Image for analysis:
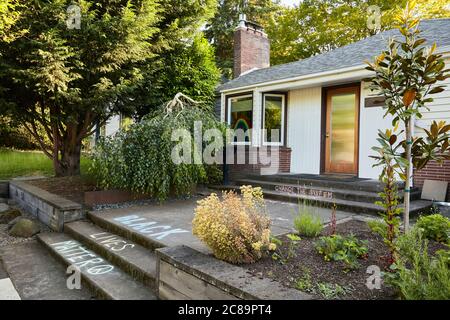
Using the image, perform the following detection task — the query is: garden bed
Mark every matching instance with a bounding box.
[27,176,97,206]
[247,219,447,300]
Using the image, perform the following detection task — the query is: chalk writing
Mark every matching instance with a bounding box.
[51,240,114,275]
[113,215,189,240]
[90,232,135,252]
[274,185,334,200]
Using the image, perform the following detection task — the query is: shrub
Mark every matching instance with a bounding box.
[192,186,275,264]
[389,227,450,300]
[315,234,368,269]
[367,219,388,239]
[416,214,450,244]
[90,94,226,201]
[293,203,323,237]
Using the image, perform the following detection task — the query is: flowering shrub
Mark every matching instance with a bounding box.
[192,186,275,264]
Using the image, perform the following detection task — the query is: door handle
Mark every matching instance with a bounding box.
[326,132,330,138]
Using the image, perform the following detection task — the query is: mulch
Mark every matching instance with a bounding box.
[247,219,447,300]
[27,176,98,205]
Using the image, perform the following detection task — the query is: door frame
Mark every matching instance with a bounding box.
[320,83,361,176]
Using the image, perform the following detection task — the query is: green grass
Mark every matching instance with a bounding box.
[0,148,91,180]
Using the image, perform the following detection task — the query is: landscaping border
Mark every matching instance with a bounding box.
[156,245,312,300]
[9,180,84,231]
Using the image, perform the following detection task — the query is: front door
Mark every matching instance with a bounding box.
[324,86,360,175]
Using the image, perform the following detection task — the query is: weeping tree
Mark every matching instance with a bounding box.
[367,2,450,231]
[90,93,226,201]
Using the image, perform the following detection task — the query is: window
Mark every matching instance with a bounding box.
[228,95,253,144]
[263,94,285,145]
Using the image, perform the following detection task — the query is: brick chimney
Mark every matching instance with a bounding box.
[233,14,270,78]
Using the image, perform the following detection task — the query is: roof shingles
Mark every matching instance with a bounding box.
[219,19,450,92]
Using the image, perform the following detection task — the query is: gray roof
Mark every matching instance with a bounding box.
[219,18,450,92]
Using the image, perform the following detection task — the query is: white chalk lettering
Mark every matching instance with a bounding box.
[113,215,189,241]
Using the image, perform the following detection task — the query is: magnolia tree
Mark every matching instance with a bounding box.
[366,2,450,231]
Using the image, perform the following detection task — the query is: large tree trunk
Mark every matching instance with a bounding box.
[53,125,83,177]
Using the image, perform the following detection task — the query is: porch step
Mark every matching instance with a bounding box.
[37,232,157,300]
[65,221,158,289]
[238,174,402,193]
[234,178,422,203]
[210,184,432,216]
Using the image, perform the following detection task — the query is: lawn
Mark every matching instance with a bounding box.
[0,148,91,180]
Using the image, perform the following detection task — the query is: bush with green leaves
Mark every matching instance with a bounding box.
[315,234,368,270]
[388,227,450,300]
[293,203,323,237]
[90,94,226,201]
[416,214,450,244]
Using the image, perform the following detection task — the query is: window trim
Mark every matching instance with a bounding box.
[262,93,286,146]
[227,94,254,146]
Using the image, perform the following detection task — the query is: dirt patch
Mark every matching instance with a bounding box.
[28,176,98,205]
[248,220,447,300]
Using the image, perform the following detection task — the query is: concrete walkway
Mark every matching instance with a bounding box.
[90,197,354,253]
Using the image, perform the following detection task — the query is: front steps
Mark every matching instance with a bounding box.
[37,219,160,300]
[211,174,432,216]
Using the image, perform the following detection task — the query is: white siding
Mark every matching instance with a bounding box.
[105,114,121,136]
[287,87,322,174]
[358,82,395,179]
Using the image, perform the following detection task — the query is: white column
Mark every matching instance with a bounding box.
[252,88,262,147]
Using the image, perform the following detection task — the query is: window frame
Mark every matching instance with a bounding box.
[262,93,286,146]
[227,93,254,146]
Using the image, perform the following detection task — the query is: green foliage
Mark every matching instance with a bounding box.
[295,268,315,293]
[205,0,279,77]
[416,214,450,244]
[371,151,403,265]
[267,0,407,65]
[135,35,220,117]
[90,94,226,201]
[293,205,323,238]
[368,219,388,239]
[367,4,450,229]
[315,234,368,270]
[271,234,301,264]
[0,0,218,176]
[317,282,349,299]
[389,227,450,300]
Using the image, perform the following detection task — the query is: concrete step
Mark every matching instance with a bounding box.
[37,232,157,300]
[210,185,432,216]
[65,221,158,289]
[239,174,406,193]
[87,211,168,252]
[234,178,421,203]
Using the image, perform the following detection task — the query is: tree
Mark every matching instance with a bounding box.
[134,34,221,118]
[266,0,408,65]
[416,0,450,18]
[0,0,217,176]
[205,0,279,78]
[0,0,21,42]
[366,2,450,231]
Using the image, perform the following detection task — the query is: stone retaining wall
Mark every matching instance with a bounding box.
[156,245,311,300]
[9,180,84,231]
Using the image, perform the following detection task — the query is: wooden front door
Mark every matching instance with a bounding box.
[324,86,360,175]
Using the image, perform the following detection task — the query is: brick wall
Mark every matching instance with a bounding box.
[414,160,450,201]
[233,23,270,78]
[227,146,292,182]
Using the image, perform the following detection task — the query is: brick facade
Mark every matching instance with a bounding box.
[233,22,270,78]
[227,146,292,181]
[414,160,450,201]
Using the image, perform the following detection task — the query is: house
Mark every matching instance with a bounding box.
[218,15,450,199]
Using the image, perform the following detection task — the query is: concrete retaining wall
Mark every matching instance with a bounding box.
[9,180,85,231]
[156,245,312,300]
